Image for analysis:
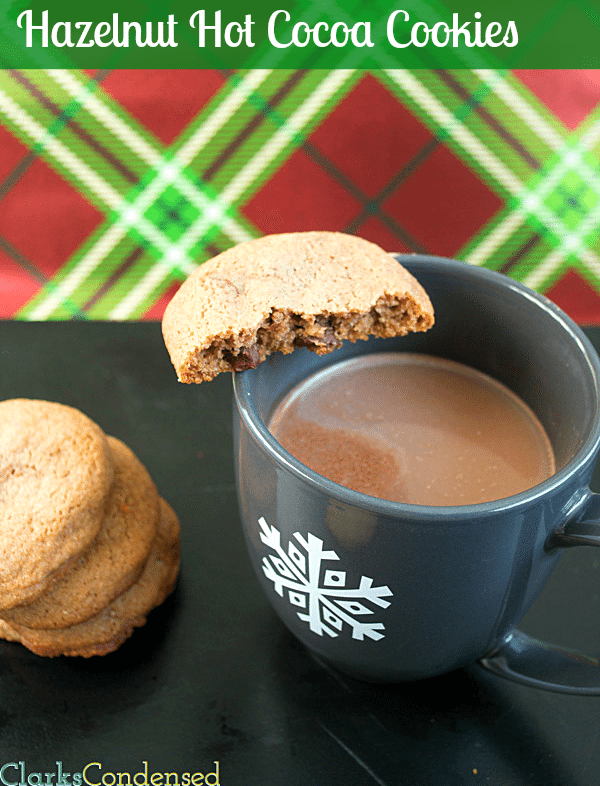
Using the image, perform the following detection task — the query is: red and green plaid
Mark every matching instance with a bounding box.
[1,68,600,322]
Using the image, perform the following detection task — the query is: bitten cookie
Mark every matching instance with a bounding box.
[1,436,160,630]
[0,498,180,658]
[162,231,434,383]
[0,399,114,609]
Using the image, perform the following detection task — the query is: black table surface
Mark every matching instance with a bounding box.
[1,320,600,786]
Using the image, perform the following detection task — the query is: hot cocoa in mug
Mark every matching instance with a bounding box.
[268,352,555,507]
[233,256,600,693]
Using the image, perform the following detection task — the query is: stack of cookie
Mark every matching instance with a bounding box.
[0,399,180,657]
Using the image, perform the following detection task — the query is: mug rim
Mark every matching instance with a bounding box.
[233,255,600,523]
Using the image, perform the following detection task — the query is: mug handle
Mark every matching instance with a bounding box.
[478,491,600,695]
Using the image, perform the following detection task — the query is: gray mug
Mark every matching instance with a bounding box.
[233,255,600,694]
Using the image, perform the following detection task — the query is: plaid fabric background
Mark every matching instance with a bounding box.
[1,68,600,323]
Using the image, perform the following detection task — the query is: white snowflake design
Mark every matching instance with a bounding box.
[258,517,393,641]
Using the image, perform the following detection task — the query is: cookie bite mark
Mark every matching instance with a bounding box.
[176,294,431,384]
[162,232,434,384]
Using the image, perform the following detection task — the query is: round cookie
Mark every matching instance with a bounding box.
[0,399,114,609]
[0,498,180,657]
[1,436,160,630]
[162,231,434,383]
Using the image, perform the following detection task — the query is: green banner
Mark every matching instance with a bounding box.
[1,0,600,69]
